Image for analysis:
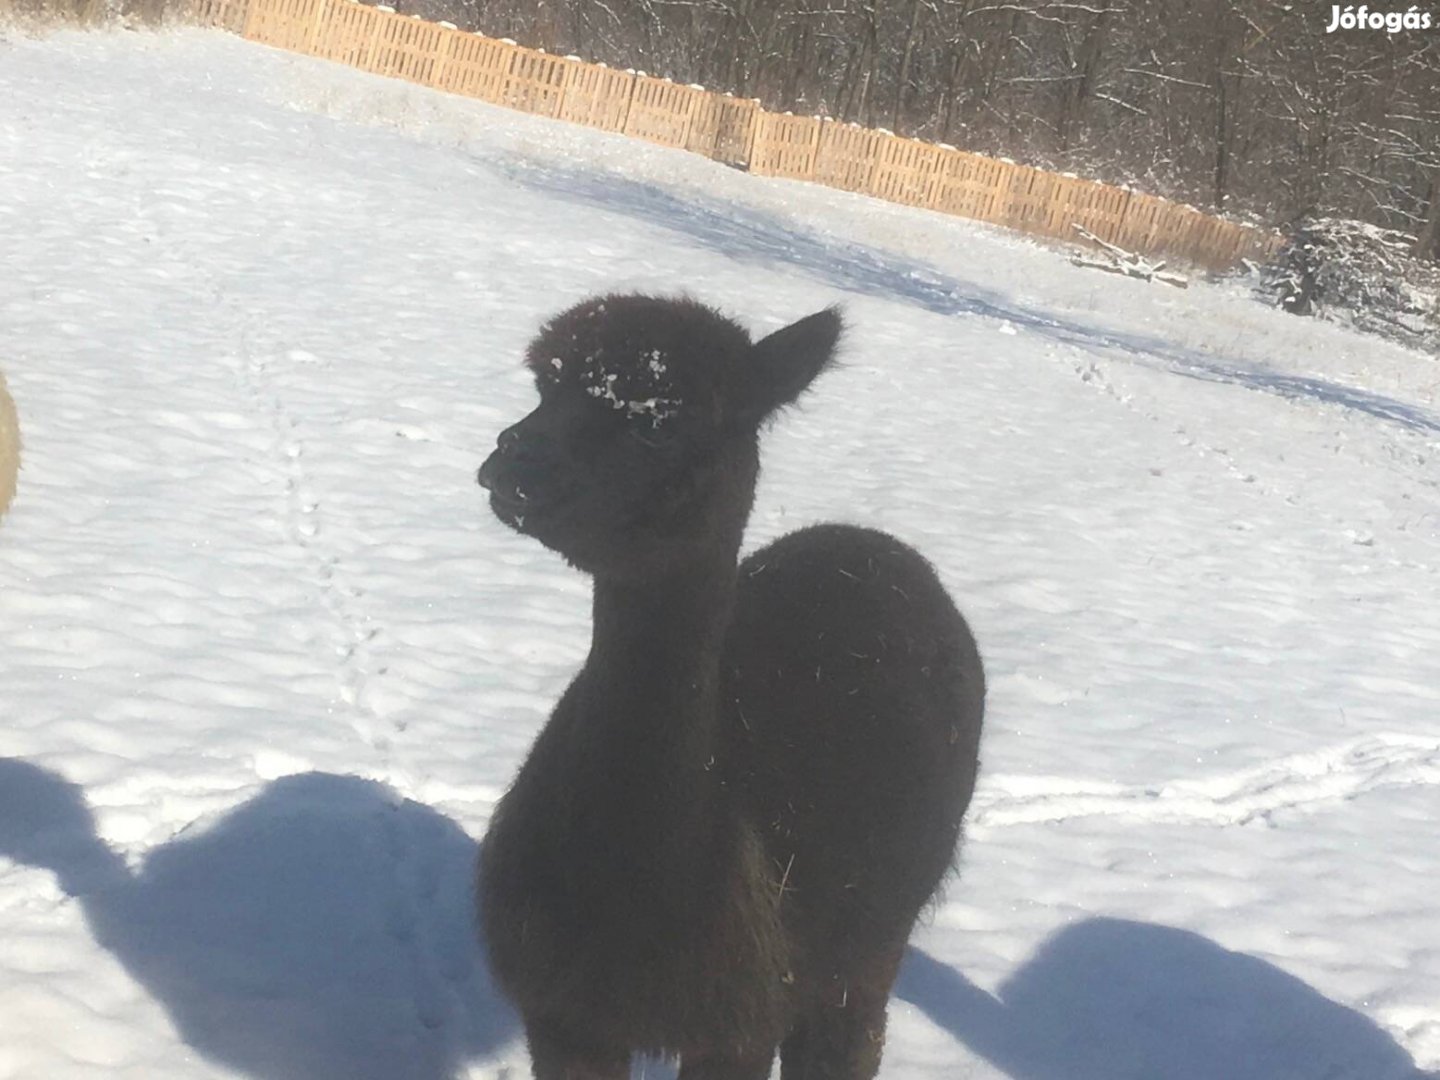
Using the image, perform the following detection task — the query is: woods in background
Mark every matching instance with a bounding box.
[407,0,1438,254]
[6,0,1433,255]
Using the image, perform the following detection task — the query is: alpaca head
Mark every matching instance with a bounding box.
[478,294,842,576]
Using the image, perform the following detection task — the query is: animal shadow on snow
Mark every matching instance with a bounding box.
[4,756,1432,1080]
[0,757,519,1080]
[496,159,1440,437]
[899,916,1433,1080]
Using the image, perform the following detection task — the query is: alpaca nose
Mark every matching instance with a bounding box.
[476,452,503,492]
[477,420,555,495]
[476,448,531,498]
[496,425,524,456]
[494,421,553,463]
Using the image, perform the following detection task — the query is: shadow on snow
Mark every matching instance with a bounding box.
[897,918,1430,1080]
[0,756,1428,1079]
[494,158,1440,438]
[0,757,517,1080]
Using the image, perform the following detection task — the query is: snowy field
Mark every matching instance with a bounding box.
[1,26,1439,1080]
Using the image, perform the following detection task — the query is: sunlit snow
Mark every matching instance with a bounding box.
[0,26,1437,1080]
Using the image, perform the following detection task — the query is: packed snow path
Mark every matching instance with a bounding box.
[1,27,1438,1080]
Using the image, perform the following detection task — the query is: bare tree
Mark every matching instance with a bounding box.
[407,0,1436,257]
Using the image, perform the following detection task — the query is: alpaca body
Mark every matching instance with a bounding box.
[728,525,984,999]
[477,295,984,1079]
[481,525,982,1075]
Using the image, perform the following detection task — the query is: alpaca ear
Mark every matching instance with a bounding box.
[739,307,844,425]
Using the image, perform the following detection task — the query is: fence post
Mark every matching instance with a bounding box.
[863,132,883,198]
[429,23,457,91]
[813,118,831,183]
[556,58,580,124]
[621,75,645,139]
[499,43,521,109]
[239,0,261,41]
[1111,187,1134,249]
[739,101,759,170]
[304,0,332,54]
[1113,187,1143,253]
[749,111,769,176]
[618,73,640,138]
[362,7,386,74]
[678,88,701,152]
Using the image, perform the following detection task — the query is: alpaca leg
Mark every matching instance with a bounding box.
[778,946,904,1080]
[676,1047,775,1080]
[526,1021,629,1080]
[778,997,886,1080]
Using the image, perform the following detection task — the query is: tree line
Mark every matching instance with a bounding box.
[416,0,1439,258]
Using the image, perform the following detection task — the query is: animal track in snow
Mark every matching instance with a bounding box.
[971,734,1440,830]
[199,290,476,1056]
[214,296,396,753]
[1046,344,1438,549]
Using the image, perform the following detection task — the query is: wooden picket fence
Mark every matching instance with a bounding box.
[191,0,1280,271]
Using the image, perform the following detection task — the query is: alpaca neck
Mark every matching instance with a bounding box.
[570,547,739,884]
[589,555,736,698]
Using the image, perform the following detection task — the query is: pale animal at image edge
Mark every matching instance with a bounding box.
[0,369,20,520]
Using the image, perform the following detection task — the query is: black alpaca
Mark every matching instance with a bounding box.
[476,294,985,1079]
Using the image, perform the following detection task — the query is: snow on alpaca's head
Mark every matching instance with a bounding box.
[523,294,843,437]
[525,295,742,432]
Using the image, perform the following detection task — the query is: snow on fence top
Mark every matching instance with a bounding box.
[189,0,1281,271]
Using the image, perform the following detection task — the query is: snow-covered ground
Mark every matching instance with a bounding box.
[1,26,1438,1080]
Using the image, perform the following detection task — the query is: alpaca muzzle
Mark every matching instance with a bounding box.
[476,450,533,508]
[477,419,566,526]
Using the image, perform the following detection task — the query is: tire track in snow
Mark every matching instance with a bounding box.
[970,733,1440,829]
